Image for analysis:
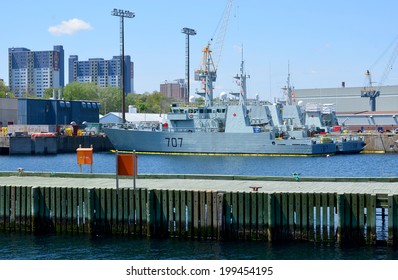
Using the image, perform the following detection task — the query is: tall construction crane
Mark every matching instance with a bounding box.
[361,36,398,111]
[195,0,233,106]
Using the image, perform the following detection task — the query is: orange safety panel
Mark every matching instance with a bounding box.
[117,154,138,176]
[76,148,93,165]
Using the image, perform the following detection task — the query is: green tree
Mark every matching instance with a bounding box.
[0,81,13,98]
[130,91,172,114]
[30,82,174,116]
[192,97,205,106]
[43,87,64,99]
[98,87,121,115]
[63,82,99,101]
[132,94,148,113]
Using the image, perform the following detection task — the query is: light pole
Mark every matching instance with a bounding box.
[181,27,196,104]
[112,8,135,123]
[104,98,108,115]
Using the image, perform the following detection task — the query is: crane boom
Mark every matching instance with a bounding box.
[211,0,233,71]
[194,0,233,107]
[361,36,398,111]
[377,38,398,91]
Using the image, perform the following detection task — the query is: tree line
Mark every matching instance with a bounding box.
[1,81,208,114]
[0,81,176,115]
[44,82,174,115]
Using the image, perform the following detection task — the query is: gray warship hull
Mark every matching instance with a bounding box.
[104,45,364,156]
[104,128,337,155]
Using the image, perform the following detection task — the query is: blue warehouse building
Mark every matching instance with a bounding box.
[17,99,100,125]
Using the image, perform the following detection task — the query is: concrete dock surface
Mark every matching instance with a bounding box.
[1,173,398,194]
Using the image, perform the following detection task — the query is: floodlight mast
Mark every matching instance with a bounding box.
[182,27,196,104]
[112,9,135,123]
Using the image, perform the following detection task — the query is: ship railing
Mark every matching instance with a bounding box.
[172,99,272,108]
[162,127,219,133]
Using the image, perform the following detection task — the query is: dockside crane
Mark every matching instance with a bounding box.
[360,70,380,111]
[195,0,233,107]
[361,36,398,111]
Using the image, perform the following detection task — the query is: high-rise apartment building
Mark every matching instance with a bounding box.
[8,46,64,98]
[68,55,134,94]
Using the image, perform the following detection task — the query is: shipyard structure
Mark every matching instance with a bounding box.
[294,85,398,132]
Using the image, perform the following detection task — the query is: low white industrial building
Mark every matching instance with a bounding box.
[293,85,398,113]
[294,85,398,131]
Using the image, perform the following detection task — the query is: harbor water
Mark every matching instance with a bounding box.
[1,152,398,177]
[1,233,398,260]
[0,153,398,260]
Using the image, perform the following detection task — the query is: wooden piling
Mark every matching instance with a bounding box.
[388,194,398,246]
[351,193,361,244]
[173,190,181,237]
[180,190,187,237]
[238,192,245,240]
[251,192,258,240]
[321,193,328,242]
[161,189,169,237]
[206,191,214,239]
[274,193,281,240]
[366,194,377,244]
[267,193,275,242]
[86,188,95,234]
[186,190,193,238]
[257,192,267,241]
[216,192,224,240]
[336,193,345,244]
[294,192,301,240]
[301,193,308,241]
[359,194,366,242]
[288,193,295,240]
[31,187,40,233]
[0,186,5,232]
[308,193,314,242]
[281,193,288,240]
[167,190,174,237]
[193,191,200,238]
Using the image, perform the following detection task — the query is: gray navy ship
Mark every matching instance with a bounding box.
[104,46,365,156]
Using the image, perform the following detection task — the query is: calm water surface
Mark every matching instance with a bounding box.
[0,233,397,260]
[0,152,397,177]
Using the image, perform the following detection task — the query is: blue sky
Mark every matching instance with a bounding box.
[1,0,398,102]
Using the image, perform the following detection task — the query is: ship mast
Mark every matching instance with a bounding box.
[195,44,216,107]
[232,47,248,107]
[282,62,293,105]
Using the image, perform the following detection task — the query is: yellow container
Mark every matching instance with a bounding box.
[320,137,332,143]
[65,127,73,136]
[1,127,8,136]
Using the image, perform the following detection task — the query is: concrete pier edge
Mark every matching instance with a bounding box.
[0,171,397,182]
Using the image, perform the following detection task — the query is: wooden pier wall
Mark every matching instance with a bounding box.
[0,185,397,245]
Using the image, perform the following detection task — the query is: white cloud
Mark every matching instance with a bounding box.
[48,18,92,36]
